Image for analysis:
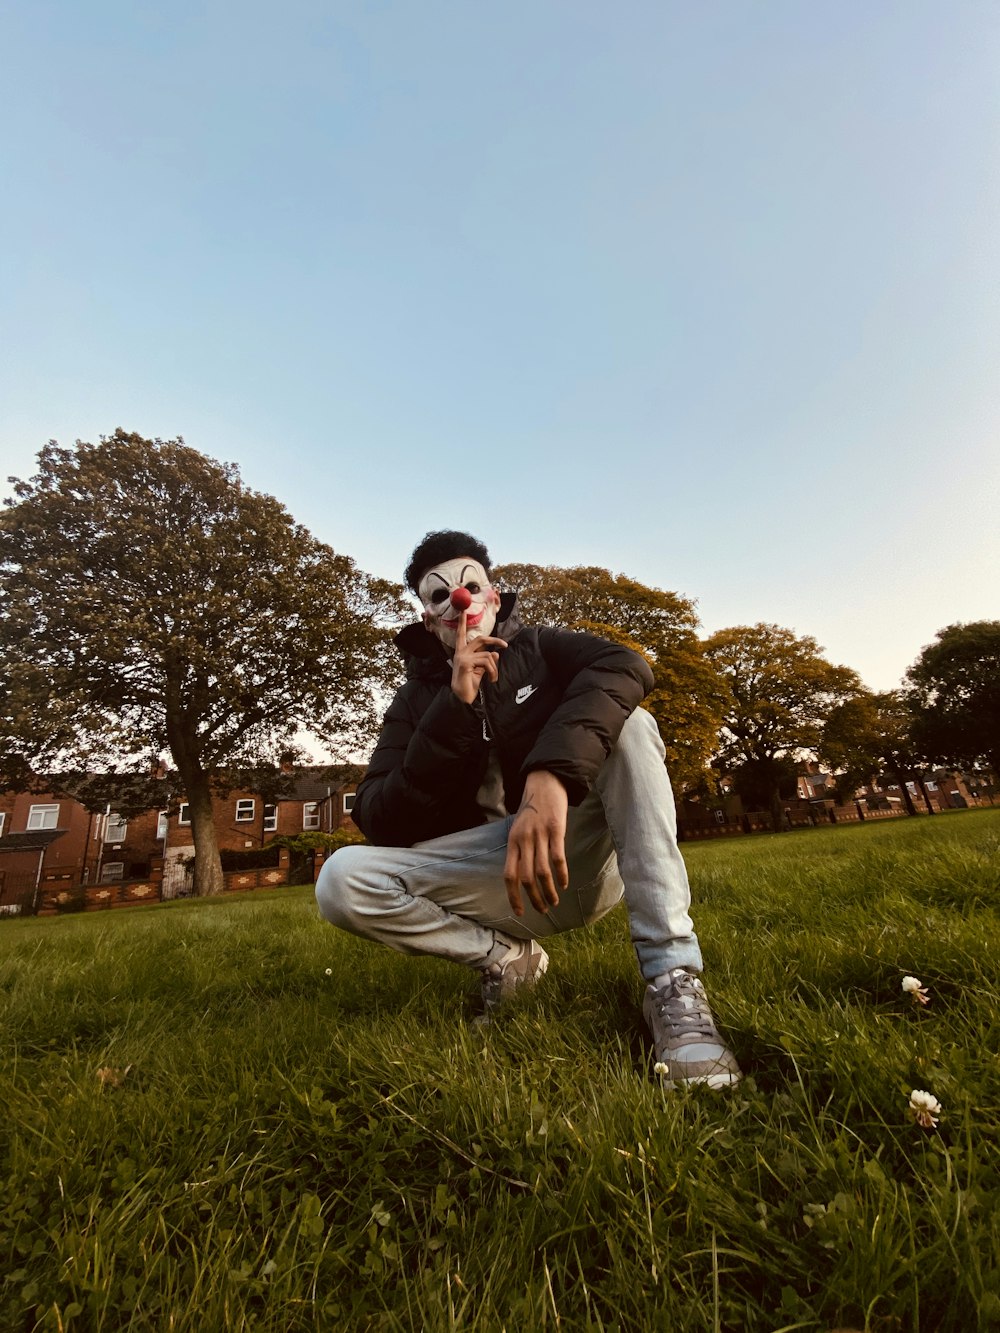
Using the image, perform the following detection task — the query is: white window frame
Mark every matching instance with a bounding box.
[28,804,60,831]
[342,793,355,813]
[101,862,125,883]
[235,799,255,823]
[178,803,191,826]
[105,813,128,843]
[263,803,277,833]
[156,810,169,840]
[303,801,320,830]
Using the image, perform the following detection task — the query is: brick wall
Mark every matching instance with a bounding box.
[163,784,359,853]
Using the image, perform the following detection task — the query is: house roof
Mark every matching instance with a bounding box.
[279,766,364,803]
[4,763,366,811]
[0,829,66,854]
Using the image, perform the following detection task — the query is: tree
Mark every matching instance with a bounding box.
[906,621,1000,780]
[703,623,862,829]
[820,690,928,816]
[493,563,728,793]
[0,431,406,895]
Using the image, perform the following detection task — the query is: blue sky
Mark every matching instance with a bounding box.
[2,0,998,692]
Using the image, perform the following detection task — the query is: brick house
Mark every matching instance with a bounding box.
[161,765,361,851]
[0,789,159,911]
[796,762,837,801]
[158,766,362,895]
[871,769,995,813]
[0,765,363,909]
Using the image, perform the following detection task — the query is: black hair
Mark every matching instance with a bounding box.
[404,530,492,594]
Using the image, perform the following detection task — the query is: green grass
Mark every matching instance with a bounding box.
[2,810,999,1332]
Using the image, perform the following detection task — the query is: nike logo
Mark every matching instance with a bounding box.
[515,684,538,704]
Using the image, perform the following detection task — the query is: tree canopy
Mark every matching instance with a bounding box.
[906,621,1000,780]
[820,689,926,815]
[704,623,861,825]
[0,431,406,894]
[493,563,727,793]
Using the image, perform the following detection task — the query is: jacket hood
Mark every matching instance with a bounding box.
[395,591,522,677]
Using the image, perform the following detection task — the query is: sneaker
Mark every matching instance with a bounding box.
[643,968,742,1089]
[479,939,549,1020]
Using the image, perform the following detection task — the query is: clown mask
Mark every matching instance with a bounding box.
[418,557,500,652]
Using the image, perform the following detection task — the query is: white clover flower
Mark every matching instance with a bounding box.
[324,967,333,976]
[653,1062,669,1076]
[901,975,930,1005]
[908,1088,942,1129]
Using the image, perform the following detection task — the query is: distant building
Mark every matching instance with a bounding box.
[796,762,837,801]
[0,765,362,910]
[159,766,361,897]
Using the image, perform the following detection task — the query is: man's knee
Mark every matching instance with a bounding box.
[315,844,374,929]
[615,706,666,763]
[593,705,677,821]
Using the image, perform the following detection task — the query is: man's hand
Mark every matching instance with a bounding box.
[450,610,508,704]
[504,770,569,916]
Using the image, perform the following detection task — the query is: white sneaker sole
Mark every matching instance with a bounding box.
[658,1069,743,1090]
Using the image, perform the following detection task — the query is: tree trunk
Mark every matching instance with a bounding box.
[889,764,918,817]
[186,776,225,896]
[165,698,225,896]
[769,786,785,834]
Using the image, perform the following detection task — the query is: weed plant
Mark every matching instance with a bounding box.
[2,810,999,1331]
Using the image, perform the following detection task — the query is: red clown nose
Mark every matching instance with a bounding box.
[450,586,473,611]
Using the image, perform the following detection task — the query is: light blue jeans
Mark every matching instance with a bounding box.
[315,707,702,980]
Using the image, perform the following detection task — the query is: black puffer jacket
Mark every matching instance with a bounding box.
[352,593,654,847]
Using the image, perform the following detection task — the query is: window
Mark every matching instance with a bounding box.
[105,813,128,843]
[236,799,255,823]
[178,803,191,825]
[27,804,59,831]
[156,811,168,839]
[101,862,125,883]
[263,804,277,833]
[303,802,320,830]
[343,793,355,813]
[0,813,5,838]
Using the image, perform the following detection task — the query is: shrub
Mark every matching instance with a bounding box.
[219,846,281,872]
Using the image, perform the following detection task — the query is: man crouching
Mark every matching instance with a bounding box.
[316,529,740,1088]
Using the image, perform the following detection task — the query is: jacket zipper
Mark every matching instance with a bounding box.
[478,685,493,742]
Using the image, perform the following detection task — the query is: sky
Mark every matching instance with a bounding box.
[2,0,998,693]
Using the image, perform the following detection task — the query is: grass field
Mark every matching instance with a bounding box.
[2,810,999,1332]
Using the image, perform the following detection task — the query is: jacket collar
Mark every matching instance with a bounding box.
[395,591,522,674]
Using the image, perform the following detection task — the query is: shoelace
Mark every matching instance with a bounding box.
[651,977,719,1040]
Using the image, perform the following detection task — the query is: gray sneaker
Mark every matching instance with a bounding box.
[643,968,742,1089]
[479,939,549,1019]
